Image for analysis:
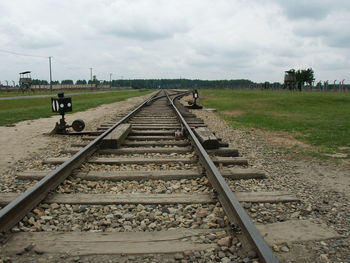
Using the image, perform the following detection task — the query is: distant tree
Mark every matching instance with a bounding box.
[52,80,60,84]
[88,79,99,85]
[263,82,270,89]
[295,70,303,91]
[61,79,74,85]
[304,68,315,87]
[32,79,48,85]
[76,79,87,85]
[294,68,315,91]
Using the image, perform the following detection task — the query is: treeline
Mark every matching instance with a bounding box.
[32,79,86,85]
[113,79,255,89]
[32,79,254,89]
[28,78,348,91]
[32,79,59,85]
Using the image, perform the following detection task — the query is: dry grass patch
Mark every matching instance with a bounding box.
[252,129,312,149]
[220,110,246,117]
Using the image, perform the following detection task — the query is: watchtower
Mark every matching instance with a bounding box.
[284,70,296,91]
[19,71,33,92]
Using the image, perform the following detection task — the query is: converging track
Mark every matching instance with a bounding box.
[0,90,283,262]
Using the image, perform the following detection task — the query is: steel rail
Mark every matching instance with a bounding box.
[0,91,161,233]
[166,91,278,263]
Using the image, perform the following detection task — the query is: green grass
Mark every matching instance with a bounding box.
[0,90,152,126]
[199,90,350,153]
[0,89,108,97]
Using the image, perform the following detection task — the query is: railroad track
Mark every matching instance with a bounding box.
[0,90,302,262]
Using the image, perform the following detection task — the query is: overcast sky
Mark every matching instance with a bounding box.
[0,0,349,84]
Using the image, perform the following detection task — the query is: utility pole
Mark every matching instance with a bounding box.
[90,68,92,88]
[89,68,93,88]
[49,56,53,91]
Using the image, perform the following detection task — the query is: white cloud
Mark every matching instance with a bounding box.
[0,0,349,83]
[93,1,190,41]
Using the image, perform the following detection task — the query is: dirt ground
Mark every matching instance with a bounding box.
[251,128,350,195]
[0,93,152,174]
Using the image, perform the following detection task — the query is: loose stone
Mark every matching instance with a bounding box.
[217,236,232,247]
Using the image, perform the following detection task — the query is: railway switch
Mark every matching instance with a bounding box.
[50,92,85,134]
[193,89,198,100]
[51,92,72,114]
[187,89,203,109]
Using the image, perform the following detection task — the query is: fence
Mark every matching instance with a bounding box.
[0,84,133,92]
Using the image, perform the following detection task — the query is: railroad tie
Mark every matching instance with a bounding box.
[42,156,249,165]
[0,191,299,206]
[17,168,266,181]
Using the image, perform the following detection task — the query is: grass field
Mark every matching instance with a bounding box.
[199,90,350,155]
[0,90,152,126]
[0,89,107,97]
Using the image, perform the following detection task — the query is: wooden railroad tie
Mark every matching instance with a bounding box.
[61,147,239,156]
[193,127,220,149]
[42,156,248,165]
[100,123,132,149]
[0,191,299,206]
[17,167,266,181]
[1,229,220,255]
[2,221,340,255]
